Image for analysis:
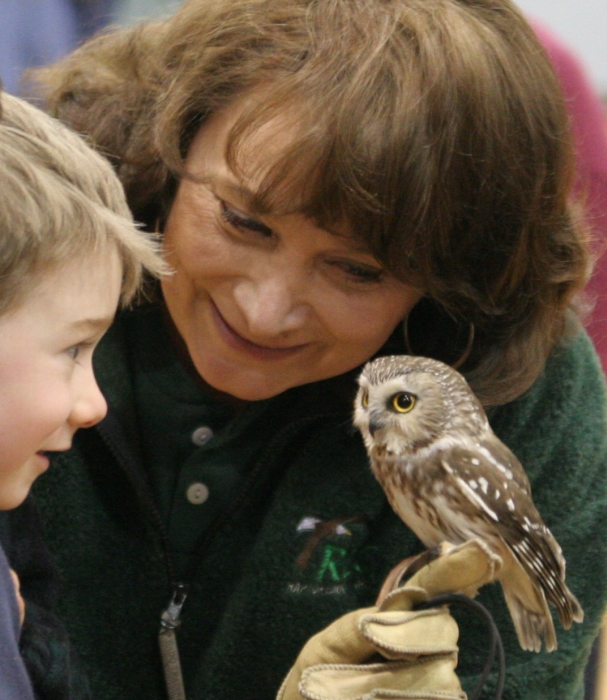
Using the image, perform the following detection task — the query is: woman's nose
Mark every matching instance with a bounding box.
[69,369,108,430]
[233,274,308,337]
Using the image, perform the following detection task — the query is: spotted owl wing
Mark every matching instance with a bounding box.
[435,436,537,530]
[435,440,578,625]
[475,434,532,496]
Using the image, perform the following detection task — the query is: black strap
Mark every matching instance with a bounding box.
[414,593,505,700]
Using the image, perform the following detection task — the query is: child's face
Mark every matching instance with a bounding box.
[0,249,123,509]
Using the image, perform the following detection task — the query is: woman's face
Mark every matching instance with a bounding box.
[161,97,421,401]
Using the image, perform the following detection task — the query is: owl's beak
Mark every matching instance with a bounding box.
[368,413,385,437]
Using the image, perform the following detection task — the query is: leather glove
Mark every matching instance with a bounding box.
[277,539,501,700]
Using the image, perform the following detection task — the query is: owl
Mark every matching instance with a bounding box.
[353,354,583,652]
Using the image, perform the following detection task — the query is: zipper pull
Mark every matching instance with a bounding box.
[160,583,189,632]
[159,584,189,700]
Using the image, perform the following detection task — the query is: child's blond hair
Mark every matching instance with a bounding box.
[0,93,163,316]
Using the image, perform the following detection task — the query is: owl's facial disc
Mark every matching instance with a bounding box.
[353,381,376,447]
[355,371,448,452]
[364,391,418,436]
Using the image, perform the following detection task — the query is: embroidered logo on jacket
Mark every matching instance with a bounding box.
[286,516,369,595]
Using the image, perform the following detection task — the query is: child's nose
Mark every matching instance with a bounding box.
[69,372,108,429]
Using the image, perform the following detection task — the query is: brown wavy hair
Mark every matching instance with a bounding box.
[31,0,588,405]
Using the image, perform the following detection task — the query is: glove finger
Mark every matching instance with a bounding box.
[299,655,465,700]
[359,608,459,660]
[277,607,381,699]
[302,608,378,666]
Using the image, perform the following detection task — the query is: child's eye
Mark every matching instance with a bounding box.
[65,341,95,361]
[219,200,273,238]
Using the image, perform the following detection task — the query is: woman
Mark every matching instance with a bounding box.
[14,0,607,698]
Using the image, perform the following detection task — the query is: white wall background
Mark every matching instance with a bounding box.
[113,0,182,26]
[111,1,607,96]
[113,0,607,95]
[515,0,607,95]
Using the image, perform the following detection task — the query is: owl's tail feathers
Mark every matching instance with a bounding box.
[534,527,584,629]
[501,549,584,652]
[503,581,583,652]
[552,582,584,630]
[502,580,557,653]
[500,548,559,651]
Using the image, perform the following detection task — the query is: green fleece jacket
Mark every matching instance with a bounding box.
[20,315,607,700]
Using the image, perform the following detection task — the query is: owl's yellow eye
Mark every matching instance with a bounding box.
[391,392,416,413]
[361,391,369,407]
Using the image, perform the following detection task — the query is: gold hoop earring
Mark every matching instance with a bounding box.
[403,312,475,370]
[451,322,474,370]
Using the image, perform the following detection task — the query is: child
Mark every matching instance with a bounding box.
[0,92,163,698]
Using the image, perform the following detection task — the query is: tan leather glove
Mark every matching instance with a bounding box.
[277,539,501,700]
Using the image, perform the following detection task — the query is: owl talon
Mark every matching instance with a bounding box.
[376,548,442,604]
[378,539,500,610]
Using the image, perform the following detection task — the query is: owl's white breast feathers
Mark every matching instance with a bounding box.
[375,434,464,461]
[389,488,444,547]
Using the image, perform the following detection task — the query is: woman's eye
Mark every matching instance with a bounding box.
[219,200,273,238]
[329,259,383,284]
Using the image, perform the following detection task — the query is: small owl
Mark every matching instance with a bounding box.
[354,354,583,652]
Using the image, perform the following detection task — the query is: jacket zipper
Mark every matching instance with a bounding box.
[158,583,189,700]
[95,420,191,699]
[95,408,348,694]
